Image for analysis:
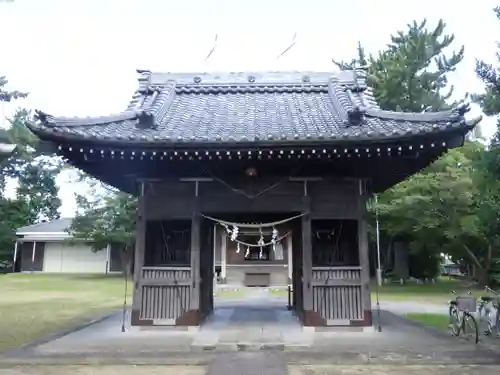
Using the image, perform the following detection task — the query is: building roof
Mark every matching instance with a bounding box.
[28,70,479,149]
[16,218,73,234]
[0,129,16,158]
[0,143,16,155]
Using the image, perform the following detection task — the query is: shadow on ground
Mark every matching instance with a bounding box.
[1,288,500,366]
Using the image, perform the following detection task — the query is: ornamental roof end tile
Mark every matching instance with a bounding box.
[29,70,480,147]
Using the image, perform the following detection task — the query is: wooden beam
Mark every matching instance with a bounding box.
[140,278,192,287]
[221,232,227,283]
[289,177,323,181]
[132,181,146,322]
[189,182,201,311]
[286,234,293,284]
[179,177,214,182]
[301,181,313,310]
[357,179,372,325]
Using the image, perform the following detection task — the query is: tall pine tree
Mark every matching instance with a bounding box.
[335,19,465,112]
[474,7,500,146]
[335,19,472,279]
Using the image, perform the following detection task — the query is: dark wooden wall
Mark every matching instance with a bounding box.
[20,242,45,272]
[133,177,371,327]
[143,178,361,220]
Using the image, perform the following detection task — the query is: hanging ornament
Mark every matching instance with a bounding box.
[271,227,278,244]
[230,225,239,242]
[245,247,250,258]
[259,247,264,259]
[236,242,241,253]
[271,227,278,253]
[257,228,265,247]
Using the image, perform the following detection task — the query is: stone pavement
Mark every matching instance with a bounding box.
[2,289,500,374]
[376,300,449,315]
[2,364,500,375]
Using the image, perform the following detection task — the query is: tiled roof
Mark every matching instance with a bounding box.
[17,218,73,234]
[0,143,16,154]
[28,70,479,147]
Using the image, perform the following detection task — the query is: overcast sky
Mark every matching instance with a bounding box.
[0,0,498,217]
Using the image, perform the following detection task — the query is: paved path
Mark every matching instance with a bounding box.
[2,289,500,374]
[3,364,500,375]
[376,300,448,315]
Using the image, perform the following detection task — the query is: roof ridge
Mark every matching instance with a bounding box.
[142,70,359,87]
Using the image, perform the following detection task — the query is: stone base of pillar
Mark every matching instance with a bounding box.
[130,309,202,327]
[302,309,373,327]
[350,310,373,327]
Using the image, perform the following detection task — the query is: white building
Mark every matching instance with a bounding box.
[14,218,290,285]
[14,218,123,273]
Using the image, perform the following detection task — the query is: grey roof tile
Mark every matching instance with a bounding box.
[28,70,479,147]
[17,218,73,234]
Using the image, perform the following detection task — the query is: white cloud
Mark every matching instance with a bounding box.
[0,0,498,217]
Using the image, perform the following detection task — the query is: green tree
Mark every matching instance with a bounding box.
[474,7,500,142]
[0,198,32,268]
[68,173,137,275]
[470,6,500,284]
[0,76,27,103]
[335,19,465,111]
[373,142,490,281]
[16,159,61,221]
[336,19,474,279]
[0,77,62,268]
[0,109,42,191]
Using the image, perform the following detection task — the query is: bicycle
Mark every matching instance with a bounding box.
[448,291,479,344]
[477,286,500,337]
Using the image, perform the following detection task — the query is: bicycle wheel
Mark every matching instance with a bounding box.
[486,315,494,336]
[479,305,493,335]
[495,307,500,337]
[449,305,460,336]
[462,312,479,344]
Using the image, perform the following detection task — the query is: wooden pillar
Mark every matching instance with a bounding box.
[220,232,227,283]
[105,244,111,274]
[286,234,293,284]
[301,181,323,326]
[12,241,18,273]
[357,180,372,326]
[190,197,201,312]
[301,210,315,324]
[31,241,36,272]
[213,224,217,290]
[131,181,146,326]
[175,180,202,326]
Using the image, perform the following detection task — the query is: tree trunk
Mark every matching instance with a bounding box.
[386,240,393,270]
[463,243,490,284]
[475,267,490,286]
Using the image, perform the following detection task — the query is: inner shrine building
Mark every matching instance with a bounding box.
[28,70,480,327]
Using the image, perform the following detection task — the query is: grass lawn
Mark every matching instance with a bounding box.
[373,278,491,304]
[257,278,484,304]
[269,288,289,297]
[0,273,132,353]
[263,278,492,305]
[405,313,450,331]
[214,288,248,298]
